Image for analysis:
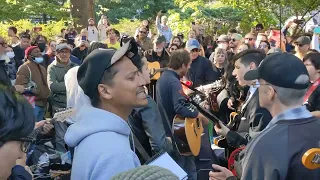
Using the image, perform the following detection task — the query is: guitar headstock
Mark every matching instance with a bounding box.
[302,148,320,169]
[53,108,76,123]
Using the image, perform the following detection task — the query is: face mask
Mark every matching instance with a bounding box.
[6,52,15,59]
[218,43,228,50]
[33,57,44,64]
[38,43,46,52]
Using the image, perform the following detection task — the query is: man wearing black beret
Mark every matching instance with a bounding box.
[65,39,148,180]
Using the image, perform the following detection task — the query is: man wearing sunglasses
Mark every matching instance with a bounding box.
[244,33,256,48]
[294,36,311,60]
[135,26,153,52]
[229,33,242,53]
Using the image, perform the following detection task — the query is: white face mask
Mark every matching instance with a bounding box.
[6,52,15,59]
[218,43,228,50]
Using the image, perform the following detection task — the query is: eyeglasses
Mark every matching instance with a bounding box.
[139,31,147,34]
[295,43,304,47]
[259,45,268,49]
[245,38,254,41]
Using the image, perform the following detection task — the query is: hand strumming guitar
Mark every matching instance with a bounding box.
[214,121,230,137]
[209,164,234,180]
[35,120,54,135]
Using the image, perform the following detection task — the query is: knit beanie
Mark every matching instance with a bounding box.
[111,165,179,180]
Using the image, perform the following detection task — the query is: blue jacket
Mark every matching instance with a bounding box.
[64,105,140,180]
[9,165,32,180]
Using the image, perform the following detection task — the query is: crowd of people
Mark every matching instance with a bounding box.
[0,11,320,180]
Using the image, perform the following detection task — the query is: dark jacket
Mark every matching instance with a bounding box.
[144,49,170,68]
[306,85,320,112]
[0,61,12,86]
[187,56,218,87]
[129,95,173,161]
[241,115,320,180]
[47,59,77,108]
[12,45,25,68]
[226,89,272,148]
[9,165,32,180]
[156,70,199,136]
[71,47,88,63]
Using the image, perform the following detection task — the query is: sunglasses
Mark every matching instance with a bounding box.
[245,38,254,41]
[259,44,268,49]
[295,43,304,47]
[139,31,147,34]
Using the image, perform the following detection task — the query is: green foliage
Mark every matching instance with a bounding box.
[0,19,67,41]
[0,0,69,22]
[111,19,141,36]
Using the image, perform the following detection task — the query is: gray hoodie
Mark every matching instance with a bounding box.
[64,105,140,180]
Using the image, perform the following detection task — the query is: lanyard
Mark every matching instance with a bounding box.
[304,78,320,103]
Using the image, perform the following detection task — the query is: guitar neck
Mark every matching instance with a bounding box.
[33,117,57,136]
[189,99,221,125]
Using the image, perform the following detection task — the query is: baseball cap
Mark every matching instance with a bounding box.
[217,35,229,42]
[56,43,72,51]
[77,38,139,99]
[244,52,309,89]
[186,39,200,51]
[231,33,242,41]
[294,36,311,45]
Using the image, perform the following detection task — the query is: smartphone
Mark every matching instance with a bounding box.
[161,10,167,14]
[314,26,320,34]
[81,36,86,41]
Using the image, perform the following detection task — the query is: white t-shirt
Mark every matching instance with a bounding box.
[87,26,99,42]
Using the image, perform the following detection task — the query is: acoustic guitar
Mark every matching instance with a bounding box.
[302,148,320,169]
[147,61,167,80]
[173,101,204,156]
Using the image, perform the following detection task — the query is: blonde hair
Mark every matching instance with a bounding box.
[210,47,228,69]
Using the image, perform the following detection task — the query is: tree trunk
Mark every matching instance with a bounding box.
[70,0,94,32]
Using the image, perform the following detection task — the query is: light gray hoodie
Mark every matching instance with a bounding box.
[64,105,140,180]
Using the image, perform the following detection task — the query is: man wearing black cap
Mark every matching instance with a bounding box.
[209,53,320,180]
[64,40,148,180]
[294,36,311,60]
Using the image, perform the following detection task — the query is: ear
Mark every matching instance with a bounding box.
[267,86,276,100]
[97,84,113,100]
[249,62,257,70]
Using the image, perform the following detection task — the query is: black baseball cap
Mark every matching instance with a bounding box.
[244,52,309,89]
[77,38,140,99]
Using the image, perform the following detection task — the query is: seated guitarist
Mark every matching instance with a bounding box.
[214,49,272,149]
[156,49,207,180]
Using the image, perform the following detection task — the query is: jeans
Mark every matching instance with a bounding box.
[173,154,197,180]
[52,106,68,153]
[34,106,45,122]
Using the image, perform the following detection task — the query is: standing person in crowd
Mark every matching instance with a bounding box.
[229,33,242,53]
[156,11,173,46]
[65,41,147,179]
[210,53,320,180]
[170,36,183,49]
[134,20,152,39]
[144,35,170,68]
[0,85,35,180]
[4,46,18,84]
[135,26,153,52]
[209,48,228,79]
[7,26,19,45]
[87,18,99,42]
[294,36,311,60]
[105,27,120,49]
[15,46,50,121]
[185,38,217,87]
[64,26,77,48]
[47,42,78,152]
[72,38,88,63]
[216,35,230,50]
[13,32,31,68]
[33,35,48,55]
[168,43,179,54]
[237,42,251,54]
[244,33,256,48]
[303,52,320,113]
[258,40,271,54]
[42,40,57,69]
[98,15,110,42]
[0,37,16,87]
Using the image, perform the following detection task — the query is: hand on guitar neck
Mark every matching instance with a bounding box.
[214,120,230,137]
[35,120,54,135]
